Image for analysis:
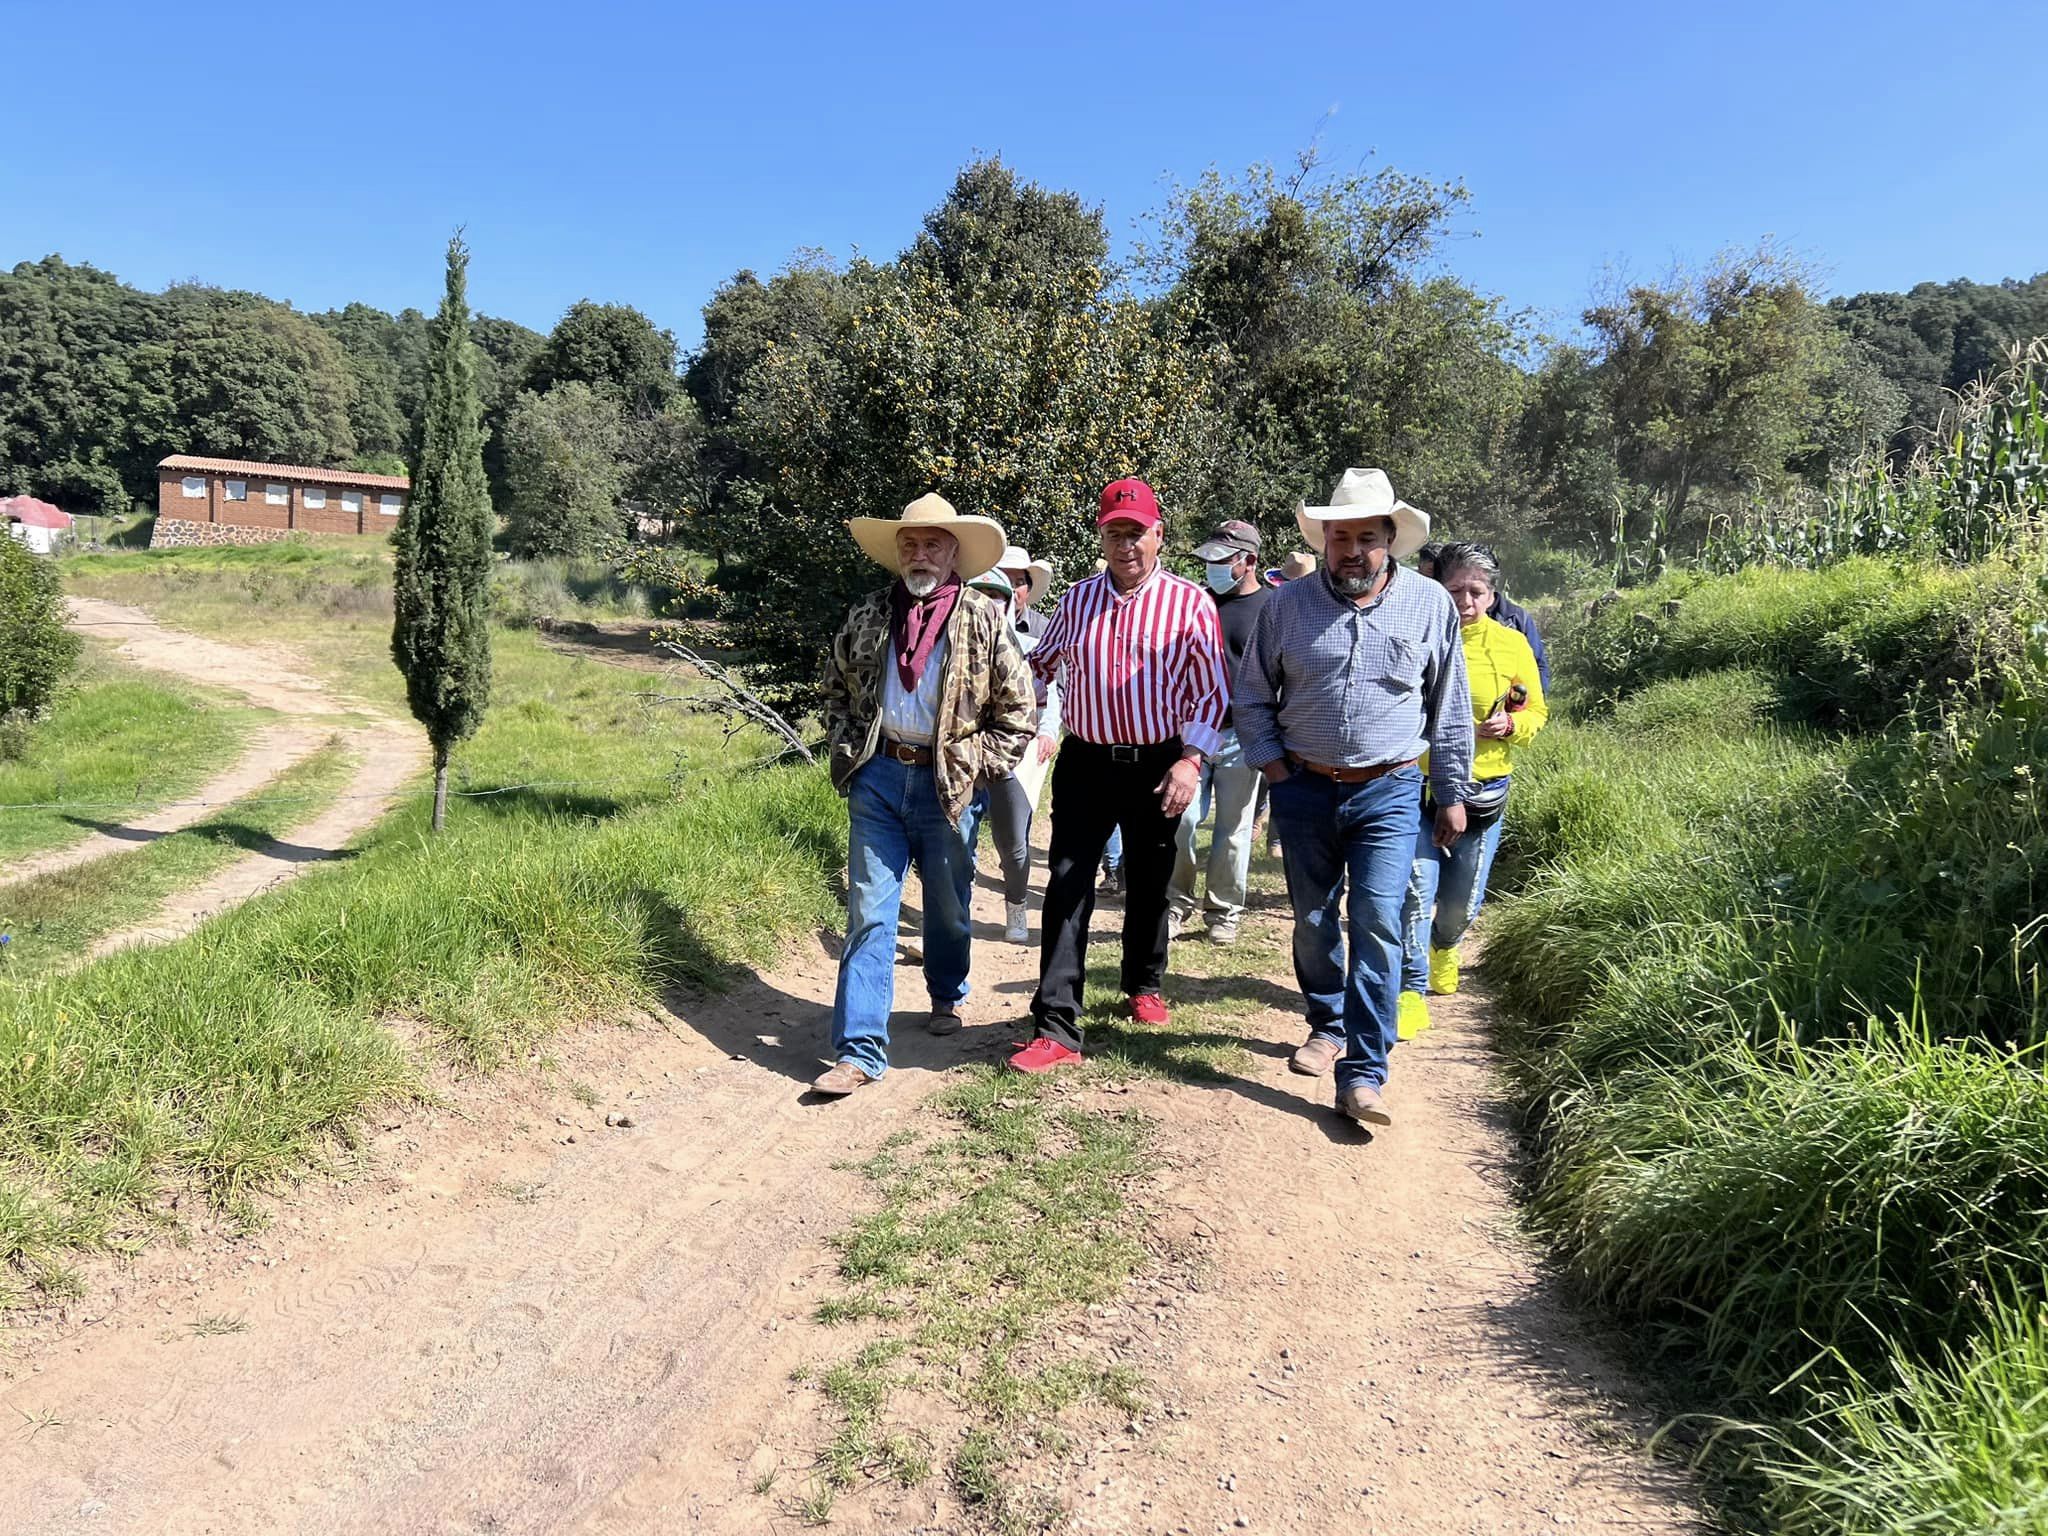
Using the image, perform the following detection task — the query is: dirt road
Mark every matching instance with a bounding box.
[0,854,1697,1535]
[49,597,428,954]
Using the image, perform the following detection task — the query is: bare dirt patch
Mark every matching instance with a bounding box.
[1,854,1699,1535]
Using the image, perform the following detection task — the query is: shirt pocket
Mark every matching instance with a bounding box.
[1354,628,1425,695]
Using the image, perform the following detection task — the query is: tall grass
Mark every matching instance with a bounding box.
[1491,555,2048,1527]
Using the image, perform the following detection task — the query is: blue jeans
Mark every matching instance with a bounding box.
[1401,800,1506,994]
[832,754,984,1077]
[1270,765,1422,1094]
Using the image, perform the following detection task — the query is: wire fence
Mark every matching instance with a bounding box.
[0,777,671,818]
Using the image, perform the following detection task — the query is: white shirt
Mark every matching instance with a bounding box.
[880,632,949,746]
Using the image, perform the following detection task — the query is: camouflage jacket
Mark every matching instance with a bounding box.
[822,585,1036,822]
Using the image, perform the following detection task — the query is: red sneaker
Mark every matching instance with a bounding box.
[1129,993,1171,1026]
[1008,1037,1082,1074]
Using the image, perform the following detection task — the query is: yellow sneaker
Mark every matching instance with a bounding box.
[1397,989,1431,1041]
[1428,945,1461,996]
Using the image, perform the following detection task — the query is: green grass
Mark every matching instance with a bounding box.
[0,740,354,974]
[799,1070,1150,1531]
[785,852,1297,1528]
[0,651,258,865]
[1488,547,2048,1528]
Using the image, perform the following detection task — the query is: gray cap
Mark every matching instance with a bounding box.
[1192,519,1261,561]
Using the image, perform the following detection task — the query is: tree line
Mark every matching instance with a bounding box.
[3,154,2043,702]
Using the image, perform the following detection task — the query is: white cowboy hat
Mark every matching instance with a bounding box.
[996,544,1052,608]
[848,492,1007,580]
[1295,467,1428,560]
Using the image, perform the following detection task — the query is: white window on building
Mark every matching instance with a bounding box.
[266,483,289,505]
[304,488,326,509]
[379,494,403,517]
[341,491,363,514]
[225,479,247,501]
[181,476,206,499]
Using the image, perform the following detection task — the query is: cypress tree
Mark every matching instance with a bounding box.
[392,235,494,832]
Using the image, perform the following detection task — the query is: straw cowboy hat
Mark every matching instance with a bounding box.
[996,544,1053,608]
[848,493,1007,580]
[1295,468,1429,560]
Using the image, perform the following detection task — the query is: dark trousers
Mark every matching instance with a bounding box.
[1031,737,1183,1049]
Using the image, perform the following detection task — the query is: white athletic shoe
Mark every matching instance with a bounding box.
[1004,902,1030,944]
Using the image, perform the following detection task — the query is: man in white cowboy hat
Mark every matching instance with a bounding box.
[812,492,1038,1098]
[997,543,1055,640]
[1235,467,1473,1127]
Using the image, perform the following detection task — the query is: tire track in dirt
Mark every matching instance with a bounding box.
[0,855,1699,1534]
[54,597,429,955]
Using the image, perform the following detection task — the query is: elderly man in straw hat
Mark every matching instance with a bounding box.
[1235,468,1473,1127]
[811,493,1038,1098]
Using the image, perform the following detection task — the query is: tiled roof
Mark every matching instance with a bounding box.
[157,455,411,491]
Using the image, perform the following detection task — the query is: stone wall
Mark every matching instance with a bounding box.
[149,517,293,550]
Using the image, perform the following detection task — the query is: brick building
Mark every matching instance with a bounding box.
[154,455,409,543]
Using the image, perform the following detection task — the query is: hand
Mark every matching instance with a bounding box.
[1476,710,1515,741]
[1035,734,1057,764]
[1156,757,1201,818]
[1432,800,1467,851]
[1260,760,1293,785]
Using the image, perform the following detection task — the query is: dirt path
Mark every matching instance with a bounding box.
[0,723,327,887]
[54,597,429,955]
[0,856,1698,1535]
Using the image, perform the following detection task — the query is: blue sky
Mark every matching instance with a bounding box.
[5,0,2041,348]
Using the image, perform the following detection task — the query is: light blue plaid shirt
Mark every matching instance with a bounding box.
[1234,564,1474,803]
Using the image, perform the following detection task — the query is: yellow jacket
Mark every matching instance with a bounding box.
[1462,614,1547,781]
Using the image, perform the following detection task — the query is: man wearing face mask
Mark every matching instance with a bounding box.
[1166,519,1272,945]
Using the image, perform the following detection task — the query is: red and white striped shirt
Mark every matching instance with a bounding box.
[1032,564,1228,757]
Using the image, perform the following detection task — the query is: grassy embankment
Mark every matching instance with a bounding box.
[0,650,257,866]
[1,539,844,1305]
[1486,554,2048,1530]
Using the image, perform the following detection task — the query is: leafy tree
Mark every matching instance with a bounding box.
[0,533,81,742]
[623,396,709,539]
[161,285,358,468]
[1146,153,1527,541]
[688,159,1221,707]
[525,301,677,415]
[1829,273,2048,454]
[1583,248,1856,529]
[392,237,494,833]
[500,382,628,558]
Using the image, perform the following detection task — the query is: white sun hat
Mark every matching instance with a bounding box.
[996,543,1053,608]
[1295,468,1429,560]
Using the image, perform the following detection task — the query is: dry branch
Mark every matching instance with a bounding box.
[649,639,817,766]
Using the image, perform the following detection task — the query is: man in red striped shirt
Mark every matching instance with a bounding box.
[1009,478,1230,1074]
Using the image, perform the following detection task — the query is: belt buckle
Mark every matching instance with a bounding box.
[887,740,916,764]
[1109,744,1140,764]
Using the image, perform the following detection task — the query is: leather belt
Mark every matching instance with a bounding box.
[1080,739,1180,764]
[879,737,934,766]
[1289,754,1417,785]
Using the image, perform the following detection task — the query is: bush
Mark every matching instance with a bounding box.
[0,537,81,738]
[1554,556,2041,724]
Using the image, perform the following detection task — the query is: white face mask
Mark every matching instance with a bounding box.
[1205,561,1239,594]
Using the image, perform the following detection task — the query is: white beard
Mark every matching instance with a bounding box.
[904,572,940,598]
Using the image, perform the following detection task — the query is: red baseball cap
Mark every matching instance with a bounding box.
[1097,477,1161,529]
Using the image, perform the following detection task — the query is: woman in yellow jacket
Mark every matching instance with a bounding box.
[1398,543,1547,1038]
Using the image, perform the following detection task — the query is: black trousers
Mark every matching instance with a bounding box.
[1031,737,1183,1049]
